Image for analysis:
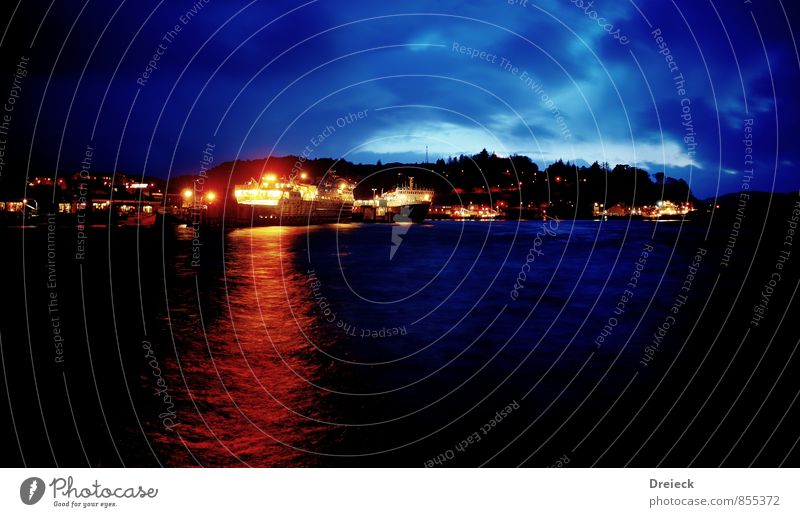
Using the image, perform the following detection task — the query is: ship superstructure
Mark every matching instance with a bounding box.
[232,173,354,225]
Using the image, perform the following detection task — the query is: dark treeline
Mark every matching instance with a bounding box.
[196,148,694,218]
[3,149,694,219]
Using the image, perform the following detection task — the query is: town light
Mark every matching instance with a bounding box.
[183,189,193,199]
[264,173,277,182]
[206,192,216,202]
[299,172,308,180]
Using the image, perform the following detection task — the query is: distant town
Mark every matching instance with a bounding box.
[0,149,698,225]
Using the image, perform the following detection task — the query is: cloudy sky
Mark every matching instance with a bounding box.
[2,0,799,197]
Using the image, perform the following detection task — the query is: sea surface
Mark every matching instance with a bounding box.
[2,217,798,467]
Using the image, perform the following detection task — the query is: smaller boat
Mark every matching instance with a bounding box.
[117,210,156,228]
[353,177,434,223]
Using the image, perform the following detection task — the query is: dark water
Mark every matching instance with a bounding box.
[2,214,799,466]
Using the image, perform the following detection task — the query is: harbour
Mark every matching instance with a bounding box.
[3,206,798,466]
[1,157,704,230]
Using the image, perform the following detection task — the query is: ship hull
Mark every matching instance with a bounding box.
[353,179,434,223]
[353,203,430,223]
[387,203,430,223]
[230,200,353,226]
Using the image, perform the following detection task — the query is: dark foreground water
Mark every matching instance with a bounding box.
[2,209,799,466]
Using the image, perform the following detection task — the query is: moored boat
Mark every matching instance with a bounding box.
[231,173,354,226]
[353,177,434,223]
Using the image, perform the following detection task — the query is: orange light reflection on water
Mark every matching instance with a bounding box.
[155,226,340,466]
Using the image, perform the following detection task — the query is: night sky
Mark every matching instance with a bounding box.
[1,0,798,198]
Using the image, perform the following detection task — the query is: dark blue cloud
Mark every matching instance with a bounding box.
[2,0,798,197]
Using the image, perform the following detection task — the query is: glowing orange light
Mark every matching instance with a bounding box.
[264,173,277,182]
[183,189,193,199]
[299,172,308,180]
[206,192,216,202]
